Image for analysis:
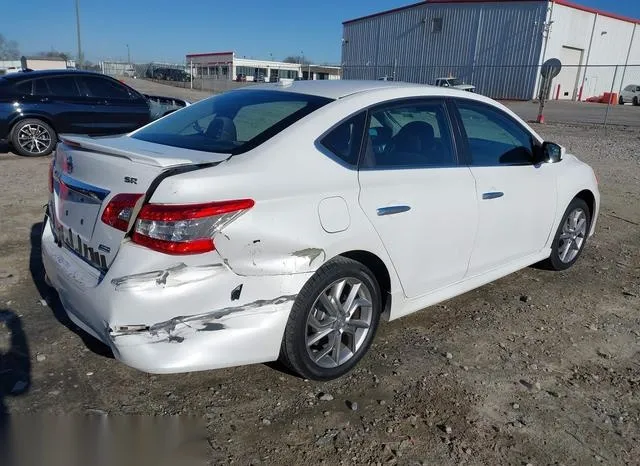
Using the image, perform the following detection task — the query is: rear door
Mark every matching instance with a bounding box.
[40,76,99,134]
[78,75,150,134]
[357,98,478,298]
[450,98,557,276]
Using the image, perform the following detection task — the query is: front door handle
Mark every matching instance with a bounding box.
[376,205,411,216]
[482,192,504,200]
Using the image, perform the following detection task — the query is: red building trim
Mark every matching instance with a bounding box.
[553,0,640,25]
[185,51,234,58]
[342,0,640,26]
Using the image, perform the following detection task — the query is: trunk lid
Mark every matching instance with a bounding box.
[50,134,228,271]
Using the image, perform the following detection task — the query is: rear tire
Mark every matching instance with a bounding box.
[11,119,56,157]
[279,257,382,381]
[544,198,591,271]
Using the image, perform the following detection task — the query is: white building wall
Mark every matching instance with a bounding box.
[543,3,638,100]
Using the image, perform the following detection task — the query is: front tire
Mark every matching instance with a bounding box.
[544,198,591,271]
[11,119,56,157]
[634,97,639,106]
[619,95,625,105]
[280,257,382,381]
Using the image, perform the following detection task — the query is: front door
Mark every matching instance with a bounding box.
[78,75,150,135]
[450,99,557,276]
[357,98,478,298]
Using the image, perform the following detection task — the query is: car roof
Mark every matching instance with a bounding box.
[0,69,105,81]
[246,80,427,99]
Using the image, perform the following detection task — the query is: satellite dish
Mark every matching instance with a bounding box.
[541,58,562,79]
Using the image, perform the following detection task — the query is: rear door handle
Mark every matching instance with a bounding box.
[376,205,411,216]
[482,192,504,200]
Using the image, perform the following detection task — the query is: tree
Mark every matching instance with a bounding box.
[283,55,311,65]
[35,50,70,61]
[0,34,20,60]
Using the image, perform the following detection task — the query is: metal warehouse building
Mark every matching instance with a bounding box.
[341,0,640,100]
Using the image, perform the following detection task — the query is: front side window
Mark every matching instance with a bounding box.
[46,77,80,97]
[361,100,456,169]
[132,90,332,154]
[81,76,132,99]
[455,100,534,166]
[319,113,366,166]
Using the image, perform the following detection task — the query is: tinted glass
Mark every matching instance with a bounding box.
[320,113,366,166]
[82,76,131,99]
[361,100,455,168]
[15,80,32,95]
[33,79,51,96]
[46,77,80,97]
[132,90,333,155]
[456,100,534,166]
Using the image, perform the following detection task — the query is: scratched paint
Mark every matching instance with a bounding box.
[111,263,224,291]
[110,294,297,343]
[290,248,326,267]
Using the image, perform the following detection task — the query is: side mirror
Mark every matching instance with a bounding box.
[541,141,564,163]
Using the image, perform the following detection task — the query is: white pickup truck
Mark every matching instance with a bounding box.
[434,77,476,92]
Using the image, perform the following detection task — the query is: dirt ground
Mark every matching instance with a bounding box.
[0,121,639,465]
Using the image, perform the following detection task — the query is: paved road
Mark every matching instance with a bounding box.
[123,78,640,128]
[503,99,640,127]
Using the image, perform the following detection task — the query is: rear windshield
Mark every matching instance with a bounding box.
[131,89,333,154]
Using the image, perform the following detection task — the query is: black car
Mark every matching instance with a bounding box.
[0,69,187,157]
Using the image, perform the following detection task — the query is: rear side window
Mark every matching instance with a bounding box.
[319,113,366,166]
[14,80,32,95]
[46,77,80,97]
[81,76,132,99]
[361,100,456,169]
[132,90,333,155]
[33,79,51,96]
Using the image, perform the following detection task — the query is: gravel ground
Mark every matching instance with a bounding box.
[0,123,639,465]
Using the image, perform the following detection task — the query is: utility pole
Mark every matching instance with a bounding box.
[126,44,131,65]
[75,0,83,69]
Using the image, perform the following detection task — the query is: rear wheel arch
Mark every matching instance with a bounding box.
[339,250,391,314]
[9,114,57,139]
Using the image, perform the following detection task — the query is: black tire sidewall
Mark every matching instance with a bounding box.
[548,198,591,271]
[282,258,382,381]
[11,119,56,157]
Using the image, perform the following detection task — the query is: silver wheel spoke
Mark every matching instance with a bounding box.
[342,282,361,315]
[306,276,374,369]
[331,334,342,365]
[559,240,572,261]
[319,293,341,317]
[346,319,370,330]
[331,279,347,305]
[559,232,572,240]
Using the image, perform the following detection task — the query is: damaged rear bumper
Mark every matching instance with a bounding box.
[41,218,309,374]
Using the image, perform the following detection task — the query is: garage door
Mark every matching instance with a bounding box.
[553,46,583,100]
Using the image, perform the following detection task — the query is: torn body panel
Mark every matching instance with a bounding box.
[41,220,311,373]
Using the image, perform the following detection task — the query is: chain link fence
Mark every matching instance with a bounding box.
[342,63,640,126]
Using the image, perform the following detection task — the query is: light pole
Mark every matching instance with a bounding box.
[301,50,304,79]
[126,44,131,65]
[75,0,83,69]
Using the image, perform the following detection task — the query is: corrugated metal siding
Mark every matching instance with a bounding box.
[342,1,548,99]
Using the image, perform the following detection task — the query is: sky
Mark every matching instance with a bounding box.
[3,0,640,64]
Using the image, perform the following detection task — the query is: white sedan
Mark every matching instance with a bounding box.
[41,80,599,380]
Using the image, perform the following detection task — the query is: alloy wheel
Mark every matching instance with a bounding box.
[17,123,52,155]
[558,207,587,263]
[305,277,373,369]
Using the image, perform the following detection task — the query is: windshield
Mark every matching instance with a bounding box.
[131,89,333,154]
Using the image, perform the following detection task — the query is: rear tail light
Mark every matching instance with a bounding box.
[48,159,54,193]
[131,199,254,255]
[101,193,144,232]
